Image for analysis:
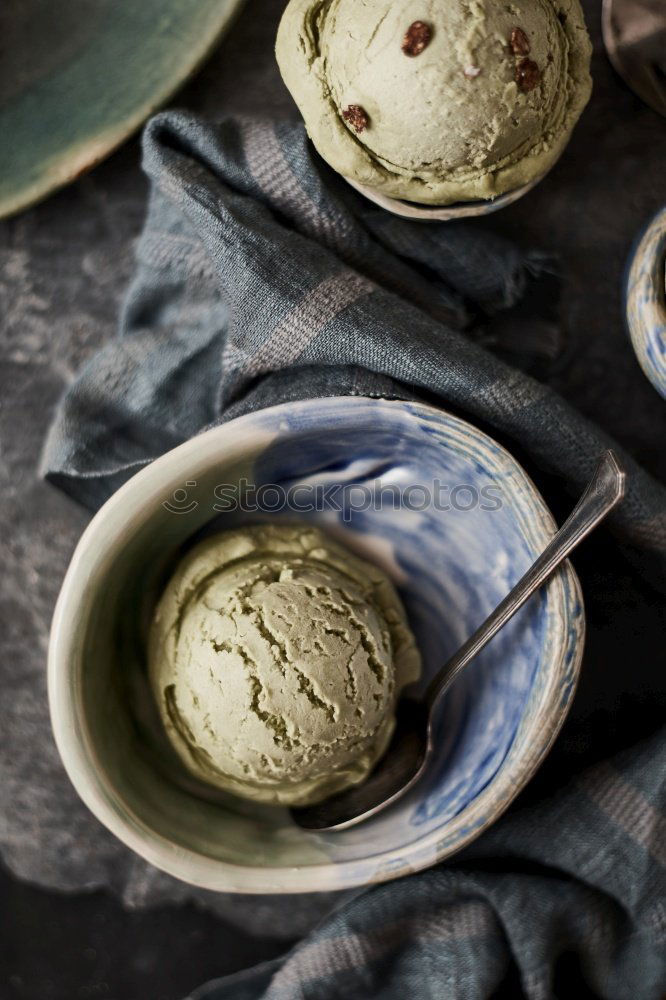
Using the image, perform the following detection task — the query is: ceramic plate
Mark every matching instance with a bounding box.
[0,0,244,218]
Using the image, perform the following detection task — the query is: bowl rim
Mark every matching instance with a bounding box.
[625,204,666,400]
[48,396,584,894]
[343,174,544,220]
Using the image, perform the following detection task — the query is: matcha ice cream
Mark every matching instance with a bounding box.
[149,523,420,806]
[276,0,592,204]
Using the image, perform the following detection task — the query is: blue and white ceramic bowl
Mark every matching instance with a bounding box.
[626,205,666,400]
[49,397,584,893]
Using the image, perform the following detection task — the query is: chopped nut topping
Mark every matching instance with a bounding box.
[464,65,481,78]
[402,21,432,56]
[515,58,540,92]
[342,104,369,133]
[510,27,530,55]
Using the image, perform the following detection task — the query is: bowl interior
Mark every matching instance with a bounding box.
[52,398,582,890]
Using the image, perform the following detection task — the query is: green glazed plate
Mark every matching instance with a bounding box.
[0,0,244,219]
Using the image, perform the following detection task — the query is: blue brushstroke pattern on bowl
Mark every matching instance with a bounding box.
[49,397,585,893]
[626,205,666,400]
[240,401,583,844]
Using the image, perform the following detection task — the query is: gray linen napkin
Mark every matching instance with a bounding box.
[42,113,665,565]
[42,113,666,999]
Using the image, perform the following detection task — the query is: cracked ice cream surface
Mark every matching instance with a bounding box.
[276,0,592,204]
[149,524,421,805]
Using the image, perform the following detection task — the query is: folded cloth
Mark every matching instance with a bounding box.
[42,112,545,505]
[42,113,666,999]
[42,112,666,567]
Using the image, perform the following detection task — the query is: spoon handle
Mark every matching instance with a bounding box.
[425,450,626,711]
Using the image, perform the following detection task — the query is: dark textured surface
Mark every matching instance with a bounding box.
[0,860,292,1000]
[0,0,664,997]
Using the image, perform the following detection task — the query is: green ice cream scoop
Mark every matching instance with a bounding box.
[276,0,592,205]
[149,523,420,806]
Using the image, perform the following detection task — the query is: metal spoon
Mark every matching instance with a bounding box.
[292,450,626,832]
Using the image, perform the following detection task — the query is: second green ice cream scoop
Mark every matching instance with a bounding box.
[276,0,592,205]
[149,524,420,806]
